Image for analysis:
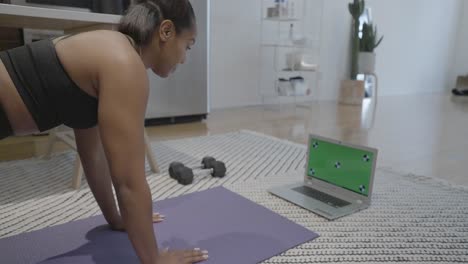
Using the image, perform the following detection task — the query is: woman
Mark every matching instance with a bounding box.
[0,0,207,263]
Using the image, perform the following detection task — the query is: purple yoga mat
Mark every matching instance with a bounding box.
[0,187,319,264]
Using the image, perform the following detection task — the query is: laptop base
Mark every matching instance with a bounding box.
[268,182,368,220]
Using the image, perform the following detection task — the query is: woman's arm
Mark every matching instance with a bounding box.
[74,127,122,229]
[97,52,158,264]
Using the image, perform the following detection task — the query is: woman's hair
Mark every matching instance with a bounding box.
[118,0,196,47]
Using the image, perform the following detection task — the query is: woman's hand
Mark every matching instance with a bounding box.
[110,213,165,232]
[152,212,166,223]
[156,248,209,264]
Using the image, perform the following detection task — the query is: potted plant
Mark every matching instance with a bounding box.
[358,22,383,73]
[340,0,366,105]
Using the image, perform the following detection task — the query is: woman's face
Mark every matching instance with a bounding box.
[149,20,197,78]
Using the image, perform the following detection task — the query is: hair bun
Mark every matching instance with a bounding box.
[134,0,161,11]
[119,0,195,47]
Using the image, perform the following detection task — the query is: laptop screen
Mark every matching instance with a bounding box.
[306,137,375,197]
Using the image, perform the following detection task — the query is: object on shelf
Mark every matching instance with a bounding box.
[452,88,468,96]
[267,7,279,18]
[289,36,317,48]
[279,0,289,17]
[277,76,310,96]
[289,23,294,41]
[267,0,290,18]
[277,78,293,96]
[264,17,299,22]
[452,75,468,98]
[290,76,310,96]
[451,74,468,103]
[455,74,468,91]
[289,0,295,18]
[285,51,318,71]
[451,75,468,102]
[291,37,307,46]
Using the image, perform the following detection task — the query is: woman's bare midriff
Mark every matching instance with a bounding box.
[0,60,39,135]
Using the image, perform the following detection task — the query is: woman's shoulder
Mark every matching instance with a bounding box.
[53,29,146,93]
[58,30,137,58]
[61,30,144,70]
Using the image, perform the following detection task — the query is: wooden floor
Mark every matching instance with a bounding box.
[1,93,467,186]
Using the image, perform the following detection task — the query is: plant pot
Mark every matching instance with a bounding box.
[358,52,376,74]
[339,80,365,105]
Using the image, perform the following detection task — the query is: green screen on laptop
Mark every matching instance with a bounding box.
[306,138,374,196]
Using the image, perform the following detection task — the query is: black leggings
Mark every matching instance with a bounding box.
[0,104,13,140]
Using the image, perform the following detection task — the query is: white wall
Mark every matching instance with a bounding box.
[317,0,353,101]
[210,0,262,109]
[369,0,461,96]
[209,0,463,109]
[450,0,468,89]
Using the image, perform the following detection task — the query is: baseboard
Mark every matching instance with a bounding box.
[451,95,468,103]
[144,114,207,127]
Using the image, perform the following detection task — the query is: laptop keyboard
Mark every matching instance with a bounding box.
[292,186,351,208]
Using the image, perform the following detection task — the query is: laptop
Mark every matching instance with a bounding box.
[268,134,378,220]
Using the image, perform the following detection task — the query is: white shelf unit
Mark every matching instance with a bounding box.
[258,0,324,108]
[0,3,121,32]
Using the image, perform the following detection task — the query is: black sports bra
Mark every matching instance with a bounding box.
[0,38,98,131]
[0,34,138,132]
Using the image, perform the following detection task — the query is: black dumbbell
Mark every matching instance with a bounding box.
[201,156,217,169]
[168,162,185,179]
[169,157,216,178]
[168,157,226,185]
[174,156,220,173]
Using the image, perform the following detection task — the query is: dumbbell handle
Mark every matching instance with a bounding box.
[192,167,213,176]
[187,163,218,171]
[178,163,213,175]
[190,164,206,170]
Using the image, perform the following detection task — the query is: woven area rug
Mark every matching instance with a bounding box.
[0,130,467,263]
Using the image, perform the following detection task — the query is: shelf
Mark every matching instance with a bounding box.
[261,38,321,49]
[282,67,319,72]
[263,17,299,22]
[262,92,313,98]
[261,43,314,49]
[259,0,323,108]
[277,94,313,98]
[0,3,121,31]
